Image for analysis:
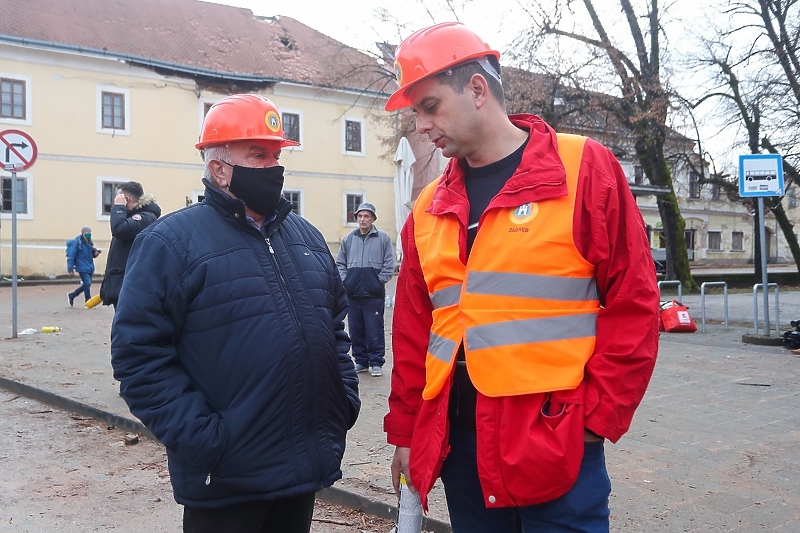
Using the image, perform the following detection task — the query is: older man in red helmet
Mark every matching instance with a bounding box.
[383,23,659,532]
[111,94,360,533]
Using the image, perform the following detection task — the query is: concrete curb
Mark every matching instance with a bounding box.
[0,376,154,439]
[0,376,453,532]
[318,486,452,532]
[741,333,785,346]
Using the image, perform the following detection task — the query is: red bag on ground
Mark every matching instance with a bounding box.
[660,300,697,332]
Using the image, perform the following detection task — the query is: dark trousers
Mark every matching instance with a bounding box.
[440,426,611,533]
[347,296,386,367]
[183,492,316,533]
[68,272,93,302]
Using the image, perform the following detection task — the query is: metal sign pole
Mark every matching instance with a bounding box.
[10,167,18,338]
[758,197,770,334]
[0,130,38,339]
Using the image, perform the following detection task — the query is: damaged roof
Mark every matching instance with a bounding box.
[0,0,391,94]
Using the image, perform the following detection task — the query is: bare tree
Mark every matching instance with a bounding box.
[690,0,800,275]
[510,0,696,288]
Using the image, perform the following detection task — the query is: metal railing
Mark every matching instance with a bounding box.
[700,282,728,333]
[657,280,682,303]
[753,283,780,335]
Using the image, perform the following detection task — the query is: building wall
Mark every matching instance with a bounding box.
[627,156,795,266]
[0,44,396,277]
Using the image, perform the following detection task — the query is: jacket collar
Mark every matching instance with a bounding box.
[427,114,568,224]
[351,225,378,238]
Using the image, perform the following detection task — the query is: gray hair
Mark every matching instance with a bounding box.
[200,144,231,181]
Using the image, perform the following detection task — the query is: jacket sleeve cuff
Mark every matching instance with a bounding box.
[584,393,626,443]
[384,412,415,448]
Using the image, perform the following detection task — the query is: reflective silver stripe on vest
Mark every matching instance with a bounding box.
[430,283,462,309]
[466,313,597,351]
[428,331,458,363]
[466,271,598,301]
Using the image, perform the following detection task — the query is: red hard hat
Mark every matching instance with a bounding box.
[385,22,500,111]
[196,94,300,149]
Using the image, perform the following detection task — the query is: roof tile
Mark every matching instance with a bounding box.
[0,0,388,92]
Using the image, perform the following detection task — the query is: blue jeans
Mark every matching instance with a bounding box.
[440,426,611,533]
[347,297,386,368]
[69,272,93,302]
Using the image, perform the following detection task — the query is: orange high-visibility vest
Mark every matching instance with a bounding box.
[413,133,599,400]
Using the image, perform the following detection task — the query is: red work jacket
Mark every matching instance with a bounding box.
[384,114,660,509]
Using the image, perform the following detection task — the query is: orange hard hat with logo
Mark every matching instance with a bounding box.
[196,94,300,149]
[385,22,500,111]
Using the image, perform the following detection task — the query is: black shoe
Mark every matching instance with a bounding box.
[68,294,74,307]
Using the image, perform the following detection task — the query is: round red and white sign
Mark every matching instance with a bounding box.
[0,129,38,171]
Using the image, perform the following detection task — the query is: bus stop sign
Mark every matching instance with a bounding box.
[739,154,784,198]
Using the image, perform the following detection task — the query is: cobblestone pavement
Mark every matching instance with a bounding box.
[1,281,800,531]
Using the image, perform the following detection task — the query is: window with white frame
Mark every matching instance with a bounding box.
[187,189,205,206]
[282,111,302,147]
[97,86,130,135]
[97,177,127,219]
[731,231,744,251]
[711,183,721,201]
[634,165,644,185]
[689,171,701,199]
[1,78,25,120]
[101,181,122,215]
[345,193,364,224]
[0,74,31,125]
[283,189,302,216]
[198,99,216,139]
[707,231,722,251]
[343,117,364,155]
[1,174,32,218]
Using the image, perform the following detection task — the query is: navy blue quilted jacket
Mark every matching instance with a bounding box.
[110,181,360,508]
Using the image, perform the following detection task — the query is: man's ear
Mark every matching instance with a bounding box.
[469,73,490,109]
[208,159,230,189]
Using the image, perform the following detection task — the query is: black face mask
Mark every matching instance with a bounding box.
[222,162,285,216]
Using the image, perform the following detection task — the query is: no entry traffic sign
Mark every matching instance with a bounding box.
[0,129,37,171]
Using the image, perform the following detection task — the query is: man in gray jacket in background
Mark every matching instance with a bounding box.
[336,202,395,377]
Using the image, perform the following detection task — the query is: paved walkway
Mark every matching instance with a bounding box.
[2,281,800,531]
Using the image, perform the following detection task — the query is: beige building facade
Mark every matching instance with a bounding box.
[0,1,396,278]
[626,158,791,266]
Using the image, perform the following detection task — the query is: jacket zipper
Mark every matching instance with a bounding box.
[263,234,324,481]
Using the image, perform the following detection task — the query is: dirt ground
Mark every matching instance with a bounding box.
[0,389,397,533]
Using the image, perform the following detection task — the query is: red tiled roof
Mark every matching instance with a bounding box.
[0,0,389,93]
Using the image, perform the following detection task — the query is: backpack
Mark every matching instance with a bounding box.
[66,238,77,257]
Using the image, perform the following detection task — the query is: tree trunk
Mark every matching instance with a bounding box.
[770,202,800,270]
[657,192,694,289]
[639,121,696,290]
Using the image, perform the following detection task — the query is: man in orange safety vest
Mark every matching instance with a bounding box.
[382,22,660,533]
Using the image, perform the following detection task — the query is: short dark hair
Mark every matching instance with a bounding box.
[436,56,505,107]
[118,181,144,199]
